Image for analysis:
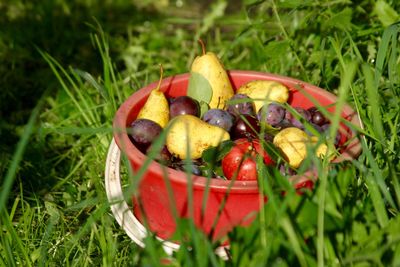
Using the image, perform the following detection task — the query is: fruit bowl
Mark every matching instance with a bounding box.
[113,70,362,240]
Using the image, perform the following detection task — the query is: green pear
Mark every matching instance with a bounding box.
[166,115,230,159]
[137,65,169,128]
[189,40,234,109]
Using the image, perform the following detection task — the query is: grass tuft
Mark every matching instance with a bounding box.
[1,0,400,265]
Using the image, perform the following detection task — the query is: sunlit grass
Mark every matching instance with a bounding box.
[1,0,400,266]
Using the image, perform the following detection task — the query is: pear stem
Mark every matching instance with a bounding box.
[156,64,163,90]
[198,39,206,56]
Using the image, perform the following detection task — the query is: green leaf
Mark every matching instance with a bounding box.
[73,68,109,101]
[323,8,353,31]
[297,201,343,231]
[44,201,60,225]
[352,221,368,244]
[202,140,234,164]
[374,0,399,27]
[187,72,213,105]
[264,40,290,57]
[199,100,210,118]
[277,0,313,8]
[198,140,234,178]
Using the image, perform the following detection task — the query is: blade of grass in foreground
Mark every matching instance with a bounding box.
[317,58,358,267]
[360,139,389,227]
[375,23,400,88]
[0,91,46,213]
[362,64,396,212]
[363,63,385,149]
[40,51,111,150]
[38,202,60,267]
[64,202,110,259]
[90,20,123,111]
[0,210,33,267]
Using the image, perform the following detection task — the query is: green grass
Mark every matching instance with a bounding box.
[1,0,400,266]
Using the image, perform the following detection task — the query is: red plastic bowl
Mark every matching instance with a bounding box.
[113,70,362,240]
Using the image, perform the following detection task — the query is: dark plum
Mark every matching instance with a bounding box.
[310,123,324,133]
[257,102,286,127]
[146,145,172,164]
[231,114,260,140]
[285,107,311,129]
[308,107,327,126]
[275,119,294,129]
[129,119,163,153]
[304,123,324,136]
[226,94,256,118]
[169,96,200,118]
[263,133,274,142]
[167,96,176,105]
[203,109,235,132]
[321,124,341,147]
[307,107,318,114]
[278,163,297,176]
[173,160,203,176]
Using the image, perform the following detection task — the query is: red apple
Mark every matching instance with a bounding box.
[222,138,274,181]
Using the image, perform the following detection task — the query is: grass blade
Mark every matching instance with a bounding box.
[0,92,45,213]
[363,64,385,145]
[0,210,33,267]
[361,140,389,227]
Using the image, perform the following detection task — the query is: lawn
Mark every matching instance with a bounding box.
[1,0,400,266]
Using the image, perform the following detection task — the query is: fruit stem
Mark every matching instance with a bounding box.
[156,64,164,90]
[198,39,206,56]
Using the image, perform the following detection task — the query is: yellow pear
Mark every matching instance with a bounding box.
[273,127,309,168]
[166,115,230,159]
[273,127,330,168]
[310,136,333,160]
[237,80,289,111]
[137,66,169,128]
[189,40,234,109]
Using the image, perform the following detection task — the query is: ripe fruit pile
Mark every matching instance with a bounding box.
[129,41,342,181]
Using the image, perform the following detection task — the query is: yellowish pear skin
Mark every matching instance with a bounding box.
[237,80,289,111]
[310,136,333,160]
[191,52,234,109]
[273,127,309,168]
[137,88,169,128]
[166,114,230,159]
[274,127,332,168]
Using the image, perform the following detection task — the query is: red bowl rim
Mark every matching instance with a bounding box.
[113,70,362,193]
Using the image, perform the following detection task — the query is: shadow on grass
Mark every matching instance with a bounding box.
[0,0,162,197]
